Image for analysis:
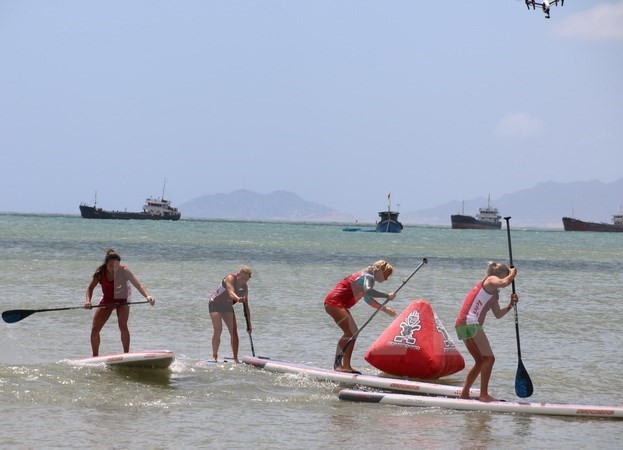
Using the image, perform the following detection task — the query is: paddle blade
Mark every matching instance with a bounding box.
[515,359,534,398]
[2,310,35,323]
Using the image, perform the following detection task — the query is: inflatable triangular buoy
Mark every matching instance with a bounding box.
[364,299,465,379]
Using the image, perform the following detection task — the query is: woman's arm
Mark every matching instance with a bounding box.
[224,274,245,303]
[484,267,517,292]
[491,293,519,319]
[126,267,154,304]
[84,274,99,308]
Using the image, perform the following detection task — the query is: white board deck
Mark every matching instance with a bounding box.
[74,350,175,369]
[338,389,623,419]
[241,356,478,398]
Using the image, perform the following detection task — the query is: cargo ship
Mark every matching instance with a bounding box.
[562,211,623,232]
[451,197,501,230]
[79,182,181,221]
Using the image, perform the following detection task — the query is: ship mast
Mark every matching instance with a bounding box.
[161,179,167,201]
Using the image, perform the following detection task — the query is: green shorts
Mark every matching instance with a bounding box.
[456,324,482,341]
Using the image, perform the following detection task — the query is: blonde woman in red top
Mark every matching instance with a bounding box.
[324,260,397,374]
[455,262,518,401]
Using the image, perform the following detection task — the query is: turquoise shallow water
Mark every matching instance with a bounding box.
[1,215,622,448]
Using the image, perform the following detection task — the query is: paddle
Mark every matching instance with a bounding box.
[2,300,150,324]
[334,258,428,369]
[242,300,256,357]
[504,216,534,398]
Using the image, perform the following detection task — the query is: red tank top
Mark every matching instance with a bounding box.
[99,265,130,303]
[324,271,367,309]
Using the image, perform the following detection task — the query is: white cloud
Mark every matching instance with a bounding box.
[554,2,623,41]
[496,113,544,139]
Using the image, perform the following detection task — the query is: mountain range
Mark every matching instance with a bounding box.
[178,179,623,228]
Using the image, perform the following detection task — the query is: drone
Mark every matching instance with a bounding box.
[525,0,564,19]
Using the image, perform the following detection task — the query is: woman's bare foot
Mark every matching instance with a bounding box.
[335,366,361,374]
[478,394,497,402]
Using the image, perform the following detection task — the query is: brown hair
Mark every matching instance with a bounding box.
[94,249,121,278]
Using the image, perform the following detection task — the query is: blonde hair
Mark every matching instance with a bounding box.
[486,262,510,278]
[368,260,393,279]
[238,265,252,278]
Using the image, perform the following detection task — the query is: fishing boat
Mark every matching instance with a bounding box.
[451,196,501,230]
[79,181,181,221]
[376,194,403,233]
[562,210,623,232]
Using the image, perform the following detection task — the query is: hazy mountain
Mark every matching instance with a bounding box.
[179,189,352,222]
[179,179,622,228]
[402,178,623,228]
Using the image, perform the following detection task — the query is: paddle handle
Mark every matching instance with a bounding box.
[394,258,428,295]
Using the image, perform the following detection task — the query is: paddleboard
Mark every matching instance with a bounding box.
[196,359,238,366]
[73,350,175,369]
[338,389,623,419]
[241,356,479,398]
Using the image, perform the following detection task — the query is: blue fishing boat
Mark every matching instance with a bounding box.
[376,194,403,233]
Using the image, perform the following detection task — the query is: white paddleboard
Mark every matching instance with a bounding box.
[74,350,175,369]
[338,389,623,419]
[241,356,479,398]
[196,359,238,366]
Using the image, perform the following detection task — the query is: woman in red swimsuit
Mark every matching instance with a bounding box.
[84,249,154,357]
[324,260,397,374]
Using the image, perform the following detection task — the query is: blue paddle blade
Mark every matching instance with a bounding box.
[2,310,33,323]
[515,360,534,398]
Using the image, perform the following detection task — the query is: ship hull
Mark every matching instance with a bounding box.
[376,211,403,233]
[376,219,403,233]
[562,217,623,232]
[79,205,181,221]
[451,214,501,230]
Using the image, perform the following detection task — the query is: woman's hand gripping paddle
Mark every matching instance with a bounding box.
[504,216,534,398]
[333,258,428,369]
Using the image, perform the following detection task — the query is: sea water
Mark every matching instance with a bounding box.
[0,214,622,448]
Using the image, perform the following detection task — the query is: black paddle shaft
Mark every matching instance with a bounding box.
[504,216,534,398]
[2,300,150,324]
[504,216,522,358]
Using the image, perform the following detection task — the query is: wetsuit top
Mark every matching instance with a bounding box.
[455,277,499,327]
[324,270,387,309]
[99,264,130,304]
[210,273,246,305]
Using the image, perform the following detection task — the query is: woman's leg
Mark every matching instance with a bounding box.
[325,304,358,372]
[210,311,223,361]
[461,330,495,401]
[222,312,239,362]
[116,305,131,353]
[91,307,114,357]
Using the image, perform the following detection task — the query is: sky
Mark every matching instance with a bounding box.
[1,1,622,219]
